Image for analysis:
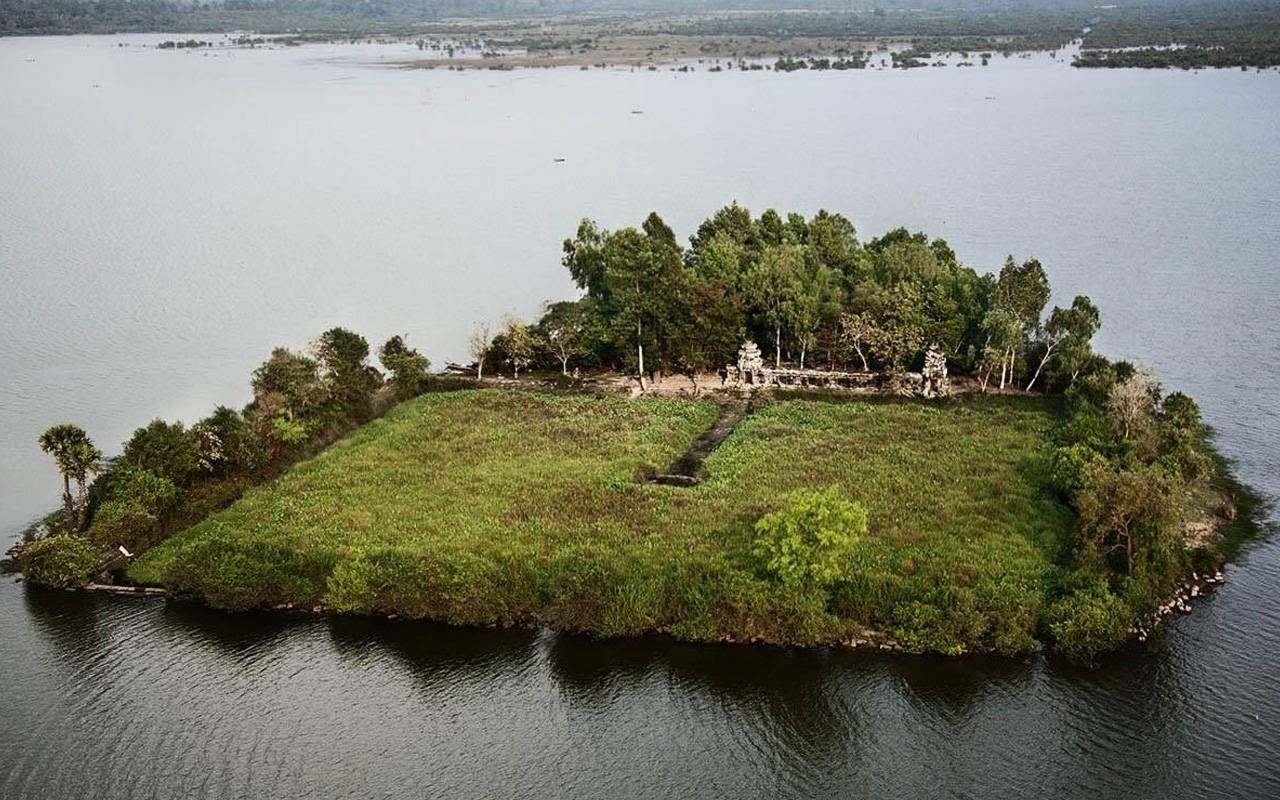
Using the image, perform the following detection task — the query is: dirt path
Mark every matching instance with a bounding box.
[648,396,753,486]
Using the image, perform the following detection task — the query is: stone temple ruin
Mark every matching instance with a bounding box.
[921,344,950,398]
[723,341,949,397]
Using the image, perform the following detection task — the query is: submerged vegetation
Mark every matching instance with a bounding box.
[14,201,1252,662]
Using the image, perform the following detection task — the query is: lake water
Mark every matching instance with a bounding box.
[2,34,1279,799]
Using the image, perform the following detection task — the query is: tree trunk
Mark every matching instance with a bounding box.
[75,474,88,529]
[560,357,569,376]
[637,322,647,391]
[62,474,75,530]
[775,324,782,369]
[855,344,868,372]
[1026,345,1054,392]
[800,342,807,370]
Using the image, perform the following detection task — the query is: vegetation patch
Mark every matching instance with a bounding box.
[130,389,1075,655]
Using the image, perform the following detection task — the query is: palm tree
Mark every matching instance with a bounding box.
[38,424,103,530]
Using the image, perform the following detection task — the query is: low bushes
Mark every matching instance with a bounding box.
[20,535,98,587]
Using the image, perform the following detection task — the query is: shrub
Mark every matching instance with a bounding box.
[1076,462,1183,589]
[1157,392,1209,479]
[1046,581,1132,662]
[20,535,99,587]
[1050,443,1107,501]
[753,487,868,588]
[316,327,380,417]
[192,406,257,475]
[379,335,431,400]
[88,466,178,552]
[121,419,199,486]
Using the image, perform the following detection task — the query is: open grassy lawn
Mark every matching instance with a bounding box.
[131,389,1075,654]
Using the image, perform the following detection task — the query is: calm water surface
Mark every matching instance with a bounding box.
[1,35,1278,799]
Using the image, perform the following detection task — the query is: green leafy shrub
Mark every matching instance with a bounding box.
[1046,575,1132,662]
[121,419,199,486]
[20,535,99,587]
[379,335,431,400]
[753,487,868,588]
[1050,443,1107,501]
[193,405,259,475]
[88,466,178,552]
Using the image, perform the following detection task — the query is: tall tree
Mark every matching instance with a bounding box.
[38,424,102,530]
[789,262,840,369]
[314,327,378,417]
[562,219,609,302]
[992,256,1051,388]
[978,308,1022,390]
[1026,295,1101,391]
[668,277,744,392]
[468,322,492,381]
[539,301,588,375]
[839,311,878,371]
[599,213,687,388]
[745,245,803,368]
[499,314,538,378]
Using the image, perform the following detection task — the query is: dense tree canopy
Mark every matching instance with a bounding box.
[539,203,1095,388]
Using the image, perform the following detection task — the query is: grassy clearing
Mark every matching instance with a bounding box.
[131,389,1074,654]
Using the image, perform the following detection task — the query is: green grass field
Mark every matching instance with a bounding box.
[131,389,1075,654]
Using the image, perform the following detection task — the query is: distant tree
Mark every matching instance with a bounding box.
[757,208,786,246]
[669,277,744,391]
[746,244,803,368]
[87,465,178,552]
[469,322,492,381]
[38,424,102,530]
[1157,392,1208,479]
[562,219,609,302]
[1026,295,1101,391]
[499,314,537,378]
[866,283,926,372]
[539,301,588,375]
[978,307,1022,390]
[873,238,942,286]
[378,334,431,399]
[688,201,757,258]
[805,210,860,279]
[596,213,687,388]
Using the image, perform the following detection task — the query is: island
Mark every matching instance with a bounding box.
[6,203,1256,663]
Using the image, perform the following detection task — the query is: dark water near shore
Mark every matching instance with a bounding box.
[2,35,1280,799]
